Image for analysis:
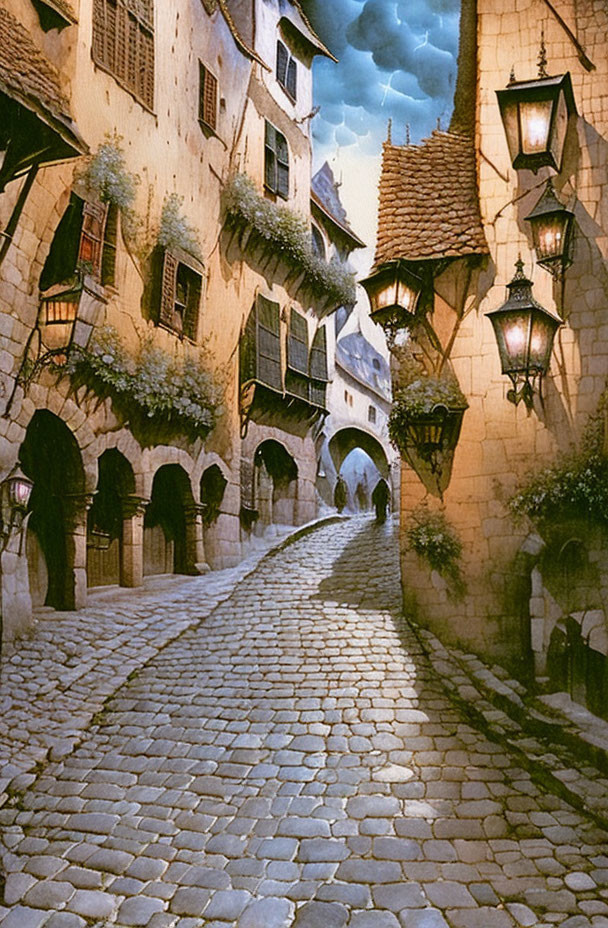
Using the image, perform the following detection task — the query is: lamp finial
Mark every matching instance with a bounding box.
[538,27,548,78]
[508,65,516,84]
[405,123,410,145]
[387,118,392,144]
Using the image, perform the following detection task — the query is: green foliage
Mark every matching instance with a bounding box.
[509,451,608,525]
[392,375,467,418]
[158,194,202,261]
[65,326,221,438]
[406,507,464,595]
[223,173,356,307]
[82,135,138,211]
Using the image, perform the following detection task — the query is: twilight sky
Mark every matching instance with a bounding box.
[300,0,461,278]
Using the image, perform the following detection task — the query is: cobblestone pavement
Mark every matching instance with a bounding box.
[1,516,608,928]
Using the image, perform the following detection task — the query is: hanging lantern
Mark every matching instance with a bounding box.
[496,72,576,173]
[486,258,562,407]
[4,465,33,514]
[361,261,423,340]
[39,284,81,361]
[525,179,574,277]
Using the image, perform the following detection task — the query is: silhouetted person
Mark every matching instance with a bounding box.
[334,475,347,513]
[372,479,390,524]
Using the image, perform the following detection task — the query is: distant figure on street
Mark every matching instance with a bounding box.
[334,475,347,513]
[372,478,390,524]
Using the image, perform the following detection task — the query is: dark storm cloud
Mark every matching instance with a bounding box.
[301,0,460,155]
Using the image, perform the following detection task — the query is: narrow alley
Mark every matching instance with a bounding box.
[1,517,607,928]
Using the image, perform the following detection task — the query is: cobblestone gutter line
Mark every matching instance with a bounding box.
[404,619,608,832]
[0,516,347,806]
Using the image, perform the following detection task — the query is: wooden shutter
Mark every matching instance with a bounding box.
[139,25,154,109]
[276,40,288,87]
[240,304,257,386]
[264,121,277,193]
[287,309,309,375]
[199,63,217,130]
[183,267,202,341]
[92,0,106,64]
[159,250,177,328]
[256,295,282,391]
[91,0,154,109]
[286,57,297,100]
[101,204,118,287]
[276,129,289,199]
[79,202,108,279]
[310,325,328,407]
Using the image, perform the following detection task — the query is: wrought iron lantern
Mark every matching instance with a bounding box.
[0,464,33,550]
[400,403,467,472]
[486,258,562,408]
[496,71,576,173]
[525,179,574,277]
[361,261,423,340]
[39,284,81,360]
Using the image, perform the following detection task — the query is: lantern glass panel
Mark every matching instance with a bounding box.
[395,277,418,315]
[501,99,520,163]
[550,89,568,169]
[529,311,559,371]
[373,276,399,312]
[532,213,568,261]
[8,474,33,511]
[489,309,532,375]
[519,99,552,155]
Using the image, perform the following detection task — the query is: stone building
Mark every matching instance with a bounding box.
[0,0,359,648]
[368,0,608,714]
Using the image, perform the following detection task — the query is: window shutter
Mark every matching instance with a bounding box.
[240,303,257,386]
[139,26,154,108]
[276,40,288,87]
[115,2,128,82]
[310,325,328,407]
[182,269,202,341]
[264,121,277,192]
[92,0,106,64]
[256,295,282,392]
[159,250,177,328]
[127,11,139,90]
[199,64,217,130]
[286,57,297,100]
[287,308,309,375]
[276,130,289,199]
[92,0,154,110]
[101,204,119,287]
[79,202,108,279]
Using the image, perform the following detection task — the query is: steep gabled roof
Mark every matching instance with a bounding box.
[0,7,85,153]
[335,332,391,403]
[286,2,336,61]
[374,130,488,267]
[311,162,365,251]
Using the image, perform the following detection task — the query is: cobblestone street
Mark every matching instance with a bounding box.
[1,516,608,928]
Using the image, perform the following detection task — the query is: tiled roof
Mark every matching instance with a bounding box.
[311,162,365,250]
[335,332,391,403]
[374,130,488,267]
[290,1,336,61]
[0,7,70,118]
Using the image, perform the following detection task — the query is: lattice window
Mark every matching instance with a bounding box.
[264,121,289,199]
[276,39,297,101]
[92,0,155,110]
[78,201,108,279]
[199,62,218,131]
[158,250,202,340]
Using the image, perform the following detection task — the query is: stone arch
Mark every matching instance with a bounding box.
[20,409,86,610]
[87,449,136,588]
[91,429,146,498]
[144,463,198,576]
[327,427,390,481]
[254,439,299,529]
[141,446,196,500]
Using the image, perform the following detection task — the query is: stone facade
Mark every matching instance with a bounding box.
[0,0,358,646]
[386,0,608,684]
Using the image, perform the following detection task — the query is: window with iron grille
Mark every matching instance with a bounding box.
[276,40,297,101]
[158,249,203,341]
[92,0,155,110]
[264,121,289,199]
[199,62,218,131]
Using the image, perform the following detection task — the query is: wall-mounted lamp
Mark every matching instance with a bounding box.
[525,179,574,278]
[496,68,576,173]
[360,261,423,342]
[0,464,33,551]
[486,258,562,408]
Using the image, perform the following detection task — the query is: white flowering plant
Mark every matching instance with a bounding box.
[223,173,356,307]
[158,194,202,261]
[65,326,221,438]
[509,451,608,525]
[392,376,467,418]
[81,135,138,212]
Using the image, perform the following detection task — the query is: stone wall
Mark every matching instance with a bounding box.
[400,0,608,673]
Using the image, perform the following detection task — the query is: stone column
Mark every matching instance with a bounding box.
[120,496,149,588]
[64,492,94,610]
[185,503,208,574]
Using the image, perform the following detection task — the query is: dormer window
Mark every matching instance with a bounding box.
[276,40,297,101]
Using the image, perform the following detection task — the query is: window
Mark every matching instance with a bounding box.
[40,195,109,291]
[265,121,289,199]
[368,405,377,424]
[241,295,283,392]
[344,389,353,407]
[158,249,203,340]
[276,40,297,100]
[310,326,329,408]
[92,0,155,110]
[199,62,218,131]
[286,308,309,400]
[311,225,326,260]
